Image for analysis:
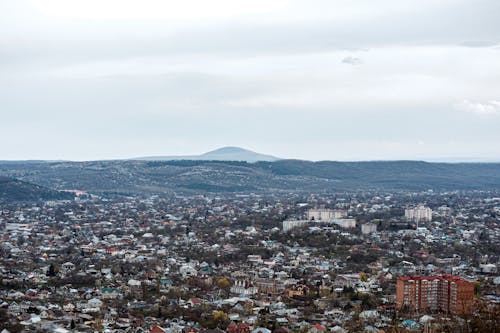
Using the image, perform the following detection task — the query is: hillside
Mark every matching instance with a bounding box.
[0,160,499,195]
[0,176,75,202]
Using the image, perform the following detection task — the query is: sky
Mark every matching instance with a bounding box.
[1,0,500,161]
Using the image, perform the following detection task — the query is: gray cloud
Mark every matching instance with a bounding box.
[342,56,362,65]
[1,0,500,161]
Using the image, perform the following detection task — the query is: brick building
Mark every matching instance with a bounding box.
[254,278,286,294]
[396,275,474,315]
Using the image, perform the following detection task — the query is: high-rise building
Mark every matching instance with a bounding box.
[405,205,432,224]
[307,209,347,221]
[396,275,474,315]
[331,218,356,228]
[361,222,377,234]
[282,219,309,232]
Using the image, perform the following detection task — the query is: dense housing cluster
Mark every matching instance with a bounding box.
[0,190,499,332]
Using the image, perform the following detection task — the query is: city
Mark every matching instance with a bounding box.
[1,190,498,332]
[1,0,500,332]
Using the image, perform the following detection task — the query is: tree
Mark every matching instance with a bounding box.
[217,277,231,289]
[213,310,229,328]
[213,310,228,321]
[47,264,56,277]
[473,281,481,296]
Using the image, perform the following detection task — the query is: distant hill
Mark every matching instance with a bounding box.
[135,146,280,162]
[1,160,500,195]
[0,176,74,202]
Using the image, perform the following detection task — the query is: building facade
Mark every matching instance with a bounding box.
[361,223,377,234]
[405,206,433,223]
[396,275,474,315]
[254,278,286,294]
[331,218,356,229]
[231,279,258,296]
[282,219,309,232]
[307,209,347,221]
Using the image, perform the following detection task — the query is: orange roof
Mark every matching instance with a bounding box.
[150,326,166,333]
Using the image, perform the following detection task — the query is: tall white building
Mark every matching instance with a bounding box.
[331,218,356,229]
[282,220,309,232]
[361,223,377,235]
[307,209,347,220]
[405,205,433,224]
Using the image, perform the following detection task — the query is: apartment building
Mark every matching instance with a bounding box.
[307,209,347,221]
[405,205,433,224]
[396,275,474,315]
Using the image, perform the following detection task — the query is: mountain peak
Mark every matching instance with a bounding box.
[202,146,256,155]
[134,146,280,162]
[199,146,279,162]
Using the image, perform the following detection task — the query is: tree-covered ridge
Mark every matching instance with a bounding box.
[0,176,74,202]
[1,160,500,195]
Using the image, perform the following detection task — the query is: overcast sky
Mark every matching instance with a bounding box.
[1,0,500,161]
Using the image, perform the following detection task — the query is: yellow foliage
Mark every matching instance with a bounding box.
[217,277,230,289]
[213,310,228,321]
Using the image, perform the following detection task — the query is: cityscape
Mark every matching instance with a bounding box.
[1,0,500,332]
[0,184,498,332]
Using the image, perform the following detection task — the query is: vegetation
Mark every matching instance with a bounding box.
[2,160,500,195]
[0,176,74,202]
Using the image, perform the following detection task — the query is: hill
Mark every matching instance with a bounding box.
[135,146,280,162]
[1,160,500,195]
[0,176,75,202]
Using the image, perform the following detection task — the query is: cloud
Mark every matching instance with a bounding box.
[342,56,362,65]
[460,41,498,48]
[1,1,500,160]
[458,100,500,115]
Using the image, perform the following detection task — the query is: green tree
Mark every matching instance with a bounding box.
[47,264,56,277]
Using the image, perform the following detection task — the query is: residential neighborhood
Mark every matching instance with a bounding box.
[0,191,498,332]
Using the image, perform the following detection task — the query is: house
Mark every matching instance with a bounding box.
[254,278,286,294]
[308,324,325,333]
[252,327,271,333]
[359,310,379,321]
[188,297,202,307]
[331,327,347,333]
[7,301,22,316]
[228,323,250,333]
[78,298,102,313]
[61,262,76,274]
[88,298,103,308]
[39,310,50,319]
[286,284,309,298]
[101,287,121,299]
[150,326,166,333]
[201,329,225,333]
[128,279,143,298]
[231,279,258,296]
[180,265,198,278]
[63,302,75,312]
[334,274,360,288]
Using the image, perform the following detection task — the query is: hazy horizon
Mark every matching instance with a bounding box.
[2,1,500,161]
[0,145,499,163]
